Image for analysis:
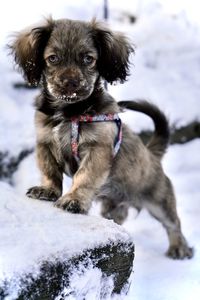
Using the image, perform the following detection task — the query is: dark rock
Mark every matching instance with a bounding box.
[139,120,200,145]
[13,82,39,90]
[0,242,134,300]
[0,149,33,182]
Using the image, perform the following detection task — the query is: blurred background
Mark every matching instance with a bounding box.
[0,1,200,300]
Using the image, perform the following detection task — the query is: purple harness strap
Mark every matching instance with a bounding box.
[70,113,122,163]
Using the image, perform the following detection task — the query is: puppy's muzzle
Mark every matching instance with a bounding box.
[49,67,93,102]
[61,77,80,93]
[56,68,87,96]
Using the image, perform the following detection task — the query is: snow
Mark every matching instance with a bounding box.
[55,266,115,300]
[0,0,200,299]
[0,60,36,155]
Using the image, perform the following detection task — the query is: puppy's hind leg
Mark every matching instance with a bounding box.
[101,199,129,225]
[98,181,129,225]
[144,177,194,259]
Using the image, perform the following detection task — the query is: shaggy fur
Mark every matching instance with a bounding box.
[10,18,193,259]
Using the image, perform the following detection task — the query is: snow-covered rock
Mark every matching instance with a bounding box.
[0,182,134,299]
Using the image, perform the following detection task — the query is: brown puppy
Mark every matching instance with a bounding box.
[10,18,193,259]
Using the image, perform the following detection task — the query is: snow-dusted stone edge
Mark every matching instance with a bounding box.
[0,182,134,299]
[0,243,134,299]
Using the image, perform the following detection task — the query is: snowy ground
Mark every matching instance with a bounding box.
[0,1,200,299]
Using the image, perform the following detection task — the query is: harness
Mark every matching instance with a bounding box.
[70,113,122,163]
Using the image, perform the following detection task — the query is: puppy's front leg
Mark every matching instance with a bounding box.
[55,146,112,214]
[27,143,63,201]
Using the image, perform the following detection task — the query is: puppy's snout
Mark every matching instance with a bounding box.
[64,77,80,90]
[59,72,82,92]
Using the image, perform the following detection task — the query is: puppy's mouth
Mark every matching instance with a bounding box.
[47,83,93,104]
[55,92,78,103]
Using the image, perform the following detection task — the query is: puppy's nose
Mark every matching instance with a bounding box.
[66,78,80,88]
[60,76,80,91]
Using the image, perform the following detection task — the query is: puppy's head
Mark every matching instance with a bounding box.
[10,18,133,106]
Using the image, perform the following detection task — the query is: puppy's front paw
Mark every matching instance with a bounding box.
[167,244,194,260]
[55,195,87,214]
[26,186,59,202]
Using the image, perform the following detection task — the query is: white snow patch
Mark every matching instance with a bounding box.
[55,266,114,300]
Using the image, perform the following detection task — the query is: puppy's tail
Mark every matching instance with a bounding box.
[118,100,170,158]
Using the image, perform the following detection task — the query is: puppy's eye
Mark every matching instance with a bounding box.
[83,55,95,65]
[47,55,60,64]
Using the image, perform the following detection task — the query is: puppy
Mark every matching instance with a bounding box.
[10,18,193,259]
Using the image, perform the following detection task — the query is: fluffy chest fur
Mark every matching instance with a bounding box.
[35,110,118,176]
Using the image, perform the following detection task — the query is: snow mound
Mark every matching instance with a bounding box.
[0,181,133,279]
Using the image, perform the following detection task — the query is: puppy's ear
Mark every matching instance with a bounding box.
[9,18,54,86]
[91,22,134,84]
